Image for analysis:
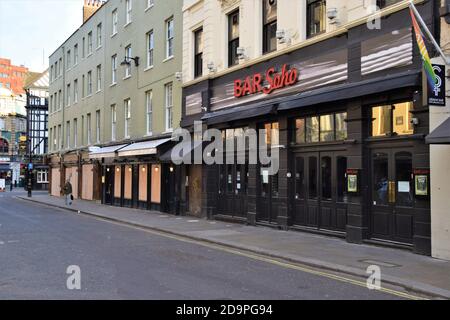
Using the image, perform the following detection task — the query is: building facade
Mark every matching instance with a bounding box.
[0,58,28,95]
[48,0,183,210]
[180,0,435,255]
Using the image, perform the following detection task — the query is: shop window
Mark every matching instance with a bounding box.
[124,165,132,200]
[372,102,413,137]
[373,153,389,206]
[296,113,348,144]
[264,122,279,146]
[321,157,332,200]
[263,0,277,54]
[261,167,269,197]
[395,152,413,207]
[151,165,161,204]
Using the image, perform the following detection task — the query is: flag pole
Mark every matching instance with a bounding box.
[409,0,450,65]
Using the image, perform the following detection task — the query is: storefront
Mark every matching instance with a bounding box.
[180,4,433,255]
[91,137,179,215]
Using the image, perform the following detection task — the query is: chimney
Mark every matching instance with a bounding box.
[83,0,104,23]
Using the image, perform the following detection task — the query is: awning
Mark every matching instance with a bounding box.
[118,138,171,157]
[89,144,128,159]
[426,117,450,144]
[202,103,278,125]
[160,140,203,162]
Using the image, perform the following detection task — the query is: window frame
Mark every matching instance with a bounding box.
[165,83,173,131]
[228,9,240,67]
[166,18,174,59]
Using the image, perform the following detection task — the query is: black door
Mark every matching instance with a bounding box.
[293,152,348,232]
[218,164,248,219]
[104,166,114,206]
[370,149,414,244]
[162,164,177,214]
[257,166,279,224]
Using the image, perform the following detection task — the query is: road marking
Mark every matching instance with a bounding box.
[91,217,427,300]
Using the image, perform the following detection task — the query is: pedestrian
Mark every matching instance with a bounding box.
[63,180,73,206]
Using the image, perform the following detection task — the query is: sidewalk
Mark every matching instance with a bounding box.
[18,194,450,299]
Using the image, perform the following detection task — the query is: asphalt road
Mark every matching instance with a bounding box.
[0,191,410,300]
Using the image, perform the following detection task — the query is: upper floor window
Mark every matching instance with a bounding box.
[376,0,402,9]
[66,50,71,69]
[74,44,78,65]
[96,64,102,92]
[147,0,154,9]
[194,28,203,78]
[124,98,131,138]
[295,112,348,144]
[146,90,153,135]
[263,0,277,54]
[97,23,102,48]
[111,55,117,84]
[82,37,86,58]
[165,82,173,131]
[87,71,92,95]
[166,18,174,58]
[264,122,279,146]
[146,30,154,68]
[112,9,118,35]
[372,102,413,137]
[125,45,132,77]
[125,0,132,25]
[228,10,240,67]
[111,104,117,141]
[307,0,326,38]
[87,31,93,55]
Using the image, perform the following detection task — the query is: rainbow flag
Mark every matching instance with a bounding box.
[410,8,437,89]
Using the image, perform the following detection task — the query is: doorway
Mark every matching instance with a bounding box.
[104,165,115,206]
[292,152,348,232]
[257,166,279,224]
[370,149,414,244]
[218,164,248,219]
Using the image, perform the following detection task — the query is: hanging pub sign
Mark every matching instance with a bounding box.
[414,168,430,197]
[234,64,299,98]
[346,169,359,194]
[428,64,446,106]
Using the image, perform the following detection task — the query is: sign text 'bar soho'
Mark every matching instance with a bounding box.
[234,64,299,98]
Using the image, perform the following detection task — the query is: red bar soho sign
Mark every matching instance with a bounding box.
[234,64,299,98]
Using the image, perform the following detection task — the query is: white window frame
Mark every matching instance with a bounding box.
[125,45,132,78]
[74,118,78,148]
[74,79,78,103]
[96,64,102,92]
[67,84,71,106]
[146,0,154,10]
[165,83,173,131]
[74,44,78,65]
[166,18,174,59]
[125,0,132,25]
[111,104,117,141]
[67,50,71,69]
[96,110,101,143]
[146,90,153,135]
[88,31,93,55]
[87,71,92,95]
[66,121,70,149]
[87,113,92,145]
[97,23,102,48]
[37,170,49,184]
[112,9,118,35]
[124,98,131,138]
[111,55,117,84]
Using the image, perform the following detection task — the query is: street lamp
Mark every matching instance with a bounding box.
[120,56,140,67]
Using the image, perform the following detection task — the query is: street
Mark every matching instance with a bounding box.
[0,192,418,300]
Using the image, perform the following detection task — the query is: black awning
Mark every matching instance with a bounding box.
[278,70,421,111]
[426,117,450,144]
[159,140,203,162]
[202,103,278,125]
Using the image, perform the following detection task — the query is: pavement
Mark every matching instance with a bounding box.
[17,193,450,299]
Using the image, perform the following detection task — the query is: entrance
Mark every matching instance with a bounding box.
[104,166,115,206]
[292,152,348,232]
[370,149,414,244]
[257,166,278,224]
[218,164,248,219]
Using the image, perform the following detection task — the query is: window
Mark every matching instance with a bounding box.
[66,121,70,149]
[372,102,413,137]
[194,28,203,78]
[59,58,62,75]
[87,31,93,55]
[295,113,348,144]
[165,83,173,131]
[263,0,277,54]
[87,113,92,145]
[74,79,78,103]
[125,45,132,77]
[82,37,86,58]
[74,44,78,65]
[37,170,49,183]
[307,0,326,38]
[50,95,54,113]
[124,99,131,138]
[73,118,78,148]
[96,64,102,91]
[112,9,118,35]
[58,90,62,109]
[377,0,402,9]
[264,122,279,146]
[96,110,101,143]
[147,0,154,9]
[82,74,85,98]
[66,84,71,106]
[50,66,54,82]
[58,125,62,149]
[66,50,71,69]
[166,18,174,58]
[146,90,153,134]
[111,55,117,84]
[125,0,132,25]
[97,23,102,48]
[87,71,92,95]
[146,30,154,68]
[111,104,117,141]
[228,10,240,67]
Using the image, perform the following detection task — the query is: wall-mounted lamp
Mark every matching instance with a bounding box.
[207,62,216,73]
[116,167,120,172]
[237,47,246,60]
[276,30,291,45]
[175,71,183,81]
[120,56,140,67]
[170,166,174,173]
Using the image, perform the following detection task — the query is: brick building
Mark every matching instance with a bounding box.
[0,58,29,95]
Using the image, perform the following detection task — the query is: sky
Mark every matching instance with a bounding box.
[0,0,84,72]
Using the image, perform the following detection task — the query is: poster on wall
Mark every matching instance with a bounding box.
[347,169,359,194]
[428,64,446,106]
[414,169,430,197]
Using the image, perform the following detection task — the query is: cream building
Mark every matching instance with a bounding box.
[49,0,183,211]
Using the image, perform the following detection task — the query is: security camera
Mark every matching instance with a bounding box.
[410,118,420,126]
[236,47,246,60]
[276,30,285,40]
[327,8,338,20]
[175,72,182,81]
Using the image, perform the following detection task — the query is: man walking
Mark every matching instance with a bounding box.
[63,180,73,206]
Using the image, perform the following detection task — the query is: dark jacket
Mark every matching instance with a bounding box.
[63,182,73,195]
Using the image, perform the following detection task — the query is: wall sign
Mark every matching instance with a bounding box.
[347,169,359,193]
[234,64,299,98]
[428,64,446,107]
[414,168,430,197]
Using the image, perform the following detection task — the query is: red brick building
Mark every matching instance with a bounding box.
[0,58,28,95]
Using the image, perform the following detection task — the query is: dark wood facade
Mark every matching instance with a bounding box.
[180,2,436,255]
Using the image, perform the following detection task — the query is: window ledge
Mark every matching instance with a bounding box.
[144,66,154,72]
[96,45,102,51]
[123,75,131,80]
[145,5,154,12]
[111,32,118,38]
[124,22,132,28]
[110,82,117,87]
[163,56,174,63]
[96,90,102,94]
